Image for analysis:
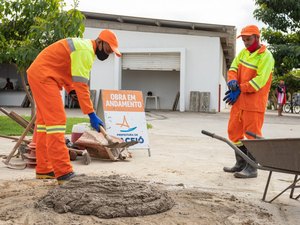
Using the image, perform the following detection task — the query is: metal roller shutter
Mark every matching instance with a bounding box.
[122,53,180,71]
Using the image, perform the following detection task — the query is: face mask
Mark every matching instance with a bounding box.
[96,42,109,61]
[247,38,259,53]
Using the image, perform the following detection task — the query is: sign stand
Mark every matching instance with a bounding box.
[97,89,150,156]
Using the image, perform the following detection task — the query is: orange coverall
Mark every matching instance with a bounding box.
[27,39,95,178]
[227,45,274,145]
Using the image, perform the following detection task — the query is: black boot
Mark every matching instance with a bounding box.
[234,151,257,178]
[223,145,247,173]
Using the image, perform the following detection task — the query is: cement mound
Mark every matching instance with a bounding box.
[36,175,175,218]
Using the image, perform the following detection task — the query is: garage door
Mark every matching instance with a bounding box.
[122,53,180,71]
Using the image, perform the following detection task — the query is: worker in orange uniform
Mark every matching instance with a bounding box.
[27,30,121,184]
[223,25,274,178]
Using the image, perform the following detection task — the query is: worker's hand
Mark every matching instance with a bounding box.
[69,90,78,101]
[223,88,241,105]
[227,80,239,91]
[88,112,104,132]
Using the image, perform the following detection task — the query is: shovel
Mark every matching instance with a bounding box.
[99,126,138,148]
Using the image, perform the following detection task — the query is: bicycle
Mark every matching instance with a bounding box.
[283,102,300,114]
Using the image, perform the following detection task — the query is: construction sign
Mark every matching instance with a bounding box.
[97,89,150,150]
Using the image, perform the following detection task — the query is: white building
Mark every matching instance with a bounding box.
[0,12,236,112]
[84,12,235,112]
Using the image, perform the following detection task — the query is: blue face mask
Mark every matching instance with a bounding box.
[96,42,109,61]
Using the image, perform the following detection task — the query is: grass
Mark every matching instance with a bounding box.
[0,116,89,136]
[0,115,152,136]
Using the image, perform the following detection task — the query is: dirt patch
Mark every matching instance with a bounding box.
[36,175,175,218]
[0,177,274,225]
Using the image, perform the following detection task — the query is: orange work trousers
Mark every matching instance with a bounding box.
[28,75,73,178]
[228,106,265,146]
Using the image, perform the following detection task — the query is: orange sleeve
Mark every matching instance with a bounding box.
[239,82,257,93]
[64,84,75,94]
[73,82,94,114]
[227,70,237,82]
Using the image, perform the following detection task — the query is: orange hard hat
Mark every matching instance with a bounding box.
[98,29,121,57]
[237,25,260,38]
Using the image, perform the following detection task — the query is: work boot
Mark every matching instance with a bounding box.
[223,145,247,173]
[234,151,257,178]
[57,172,76,185]
[36,171,55,179]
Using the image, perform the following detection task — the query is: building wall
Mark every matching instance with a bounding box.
[0,64,27,106]
[219,43,228,111]
[84,27,223,112]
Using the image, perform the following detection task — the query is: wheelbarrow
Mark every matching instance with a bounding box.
[201,130,300,203]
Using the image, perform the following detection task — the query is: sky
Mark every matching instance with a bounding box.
[64,0,265,52]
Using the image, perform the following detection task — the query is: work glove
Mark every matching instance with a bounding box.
[88,112,104,132]
[227,80,239,91]
[223,88,241,105]
[69,90,78,101]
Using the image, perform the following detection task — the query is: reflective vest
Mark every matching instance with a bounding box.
[27,38,96,114]
[66,38,95,84]
[228,45,275,112]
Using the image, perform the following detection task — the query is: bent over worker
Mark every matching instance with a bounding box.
[27,29,121,184]
[223,25,274,178]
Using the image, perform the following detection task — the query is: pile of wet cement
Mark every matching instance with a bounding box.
[36,174,175,218]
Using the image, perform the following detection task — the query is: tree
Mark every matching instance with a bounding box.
[0,0,85,116]
[253,0,300,76]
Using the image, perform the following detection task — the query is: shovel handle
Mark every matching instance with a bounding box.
[99,126,114,142]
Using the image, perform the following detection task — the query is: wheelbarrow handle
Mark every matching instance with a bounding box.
[201,130,259,169]
[201,130,227,142]
[245,131,264,139]
[201,130,215,138]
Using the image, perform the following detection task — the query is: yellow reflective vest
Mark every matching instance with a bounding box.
[228,45,275,112]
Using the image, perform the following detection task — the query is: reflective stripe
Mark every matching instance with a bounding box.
[250,79,260,91]
[46,125,66,134]
[37,124,46,133]
[66,38,75,52]
[72,76,89,83]
[233,141,243,147]
[240,59,258,70]
[229,66,238,72]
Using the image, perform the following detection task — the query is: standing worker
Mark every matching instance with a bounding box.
[27,29,121,184]
[223,25,274,178]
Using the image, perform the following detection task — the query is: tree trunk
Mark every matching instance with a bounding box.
[20,70,35,118]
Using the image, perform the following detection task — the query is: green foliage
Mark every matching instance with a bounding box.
[254,0,299,32]
[254,0,300,76]
[0,0,85,71]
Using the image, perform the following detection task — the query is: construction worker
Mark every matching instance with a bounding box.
[27,29,121,184]
[223,25,274,178]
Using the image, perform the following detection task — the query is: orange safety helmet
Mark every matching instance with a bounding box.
[98,29,121,57]
[237,25,260,38]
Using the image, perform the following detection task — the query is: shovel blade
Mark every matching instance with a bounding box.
[105,141,139,149]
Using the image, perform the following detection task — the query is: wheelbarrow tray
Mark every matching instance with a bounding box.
[242,138,300,173]
[201,130,300,203]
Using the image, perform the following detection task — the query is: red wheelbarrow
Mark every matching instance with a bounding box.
[202,130,300,203]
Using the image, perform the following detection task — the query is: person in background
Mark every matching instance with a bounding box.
[276,80,287,116]
[2,78,14,90]
[27,29,121,184]
[223,25,275,178]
